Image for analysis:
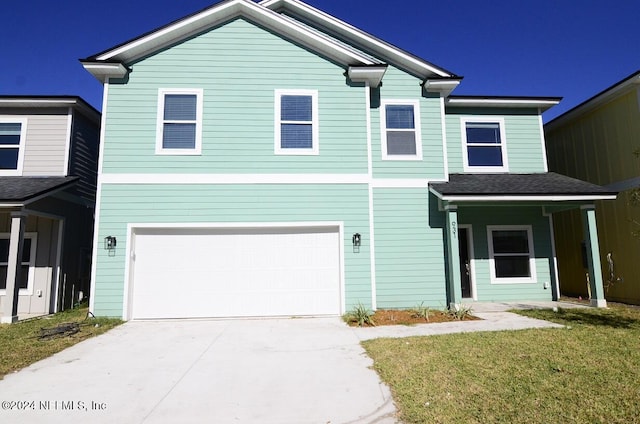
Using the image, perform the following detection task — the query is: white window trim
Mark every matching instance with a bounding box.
[155,88,203,155]
[0,117,27,176]
[274,89,319,156]
[0,232,38,296]
[487,225,536,284]
[380,99,423,161]
[461,116,509,172]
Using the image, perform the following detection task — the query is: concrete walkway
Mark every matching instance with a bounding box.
[0,301,580,424]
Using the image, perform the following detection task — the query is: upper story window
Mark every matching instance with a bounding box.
[381,100,422,160]
[0,119,27,175]
[0,233,37,295]
[487,226,536,284]
[462,117,508,172]
[275,89,319,155]
[156,89,203,155]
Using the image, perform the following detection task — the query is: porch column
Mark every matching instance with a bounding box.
[445,205,462,310]
[581,205,607,308]
[1,211,27,323]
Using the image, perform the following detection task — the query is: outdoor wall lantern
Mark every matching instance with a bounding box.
[104,236,117,251]
[352,233,361,247]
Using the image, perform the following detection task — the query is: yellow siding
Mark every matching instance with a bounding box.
[547,88,640,185]
[546,86,640,305]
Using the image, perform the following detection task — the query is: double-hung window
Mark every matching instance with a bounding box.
[0,119,27,175]
[381,100,422,160]
[0,233,37,294]
[487,226,536,283]
[462,117,508,172]
[275,89,319,155]
[156,89,203,155]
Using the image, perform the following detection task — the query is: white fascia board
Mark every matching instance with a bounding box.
[261,0,452,78]
[0,97,101,125]
[348,66,387,88]
[446,97,561,111]
[95,0,243,61]
[94,0,375,67]
[81,62,129,82]
[0,98,78,108]
[438,194,618,202]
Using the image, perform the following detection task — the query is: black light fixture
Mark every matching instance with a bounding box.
[352,233,361,247]
[104,236,117,251]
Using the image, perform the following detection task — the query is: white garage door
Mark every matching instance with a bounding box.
[129,226,341,319]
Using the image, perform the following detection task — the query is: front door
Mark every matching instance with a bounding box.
[458,228,472,298]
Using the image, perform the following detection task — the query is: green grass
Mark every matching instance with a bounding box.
[0,306,122,380]
[362,305,640,424]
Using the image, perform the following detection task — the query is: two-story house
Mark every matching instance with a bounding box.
[82,0,615,320]
[0,96,100,323]
[545,70,640,305]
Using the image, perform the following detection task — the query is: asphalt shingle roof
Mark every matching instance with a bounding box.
[429,173,617,197]
[0,177,79,202]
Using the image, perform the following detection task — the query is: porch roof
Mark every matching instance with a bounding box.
[0,176,79,204]
[429,173,618,202]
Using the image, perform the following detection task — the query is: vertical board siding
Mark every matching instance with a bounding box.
[102,18,368,175]
[373,188,447,308]
[93,183,372,317]
[546,89,640,304]
[547,89,640,185]
[14,110,68,176]
[446,108,547,173]
[370,67,446,179]
[68,112,100,202]
[458,206,553,302]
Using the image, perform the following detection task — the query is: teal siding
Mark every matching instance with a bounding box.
[445,108,546,173]
[370,67,446,179]
[93,183,372,317]
[103,18,368,174]
[373,188,447,308]
[458,206,554,302]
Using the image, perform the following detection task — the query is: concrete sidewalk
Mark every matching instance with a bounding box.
[0,302,577,424]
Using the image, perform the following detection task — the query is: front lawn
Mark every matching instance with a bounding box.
[362,305,640,423]
[0,306,122,380]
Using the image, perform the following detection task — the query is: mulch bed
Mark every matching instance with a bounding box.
[346,309,479,327]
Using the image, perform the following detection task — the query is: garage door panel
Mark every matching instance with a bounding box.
[130,227,341,319]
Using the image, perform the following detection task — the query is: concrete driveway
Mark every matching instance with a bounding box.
[0,318,397,424]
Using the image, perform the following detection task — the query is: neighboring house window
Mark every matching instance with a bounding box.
[487,226,536,284]
[0,119,27,175]
[274,89,319,155]
[0,233,37,294]
[461,117,508,172]
[381,100,422,160]
[156,89,203,155]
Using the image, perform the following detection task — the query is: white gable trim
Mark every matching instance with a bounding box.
[93,0,377,67]
[261,0,453,79]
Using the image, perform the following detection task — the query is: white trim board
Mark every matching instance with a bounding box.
[98,173,445,187]
[259,0,453,79]
[93,0,378,67]
[486,225,537,285]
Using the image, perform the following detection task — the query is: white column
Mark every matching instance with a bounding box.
[2,211,27,323]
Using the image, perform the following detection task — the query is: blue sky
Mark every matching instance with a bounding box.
[1,0,638,121]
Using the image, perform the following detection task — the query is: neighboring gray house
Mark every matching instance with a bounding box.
[0,96,100,323]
